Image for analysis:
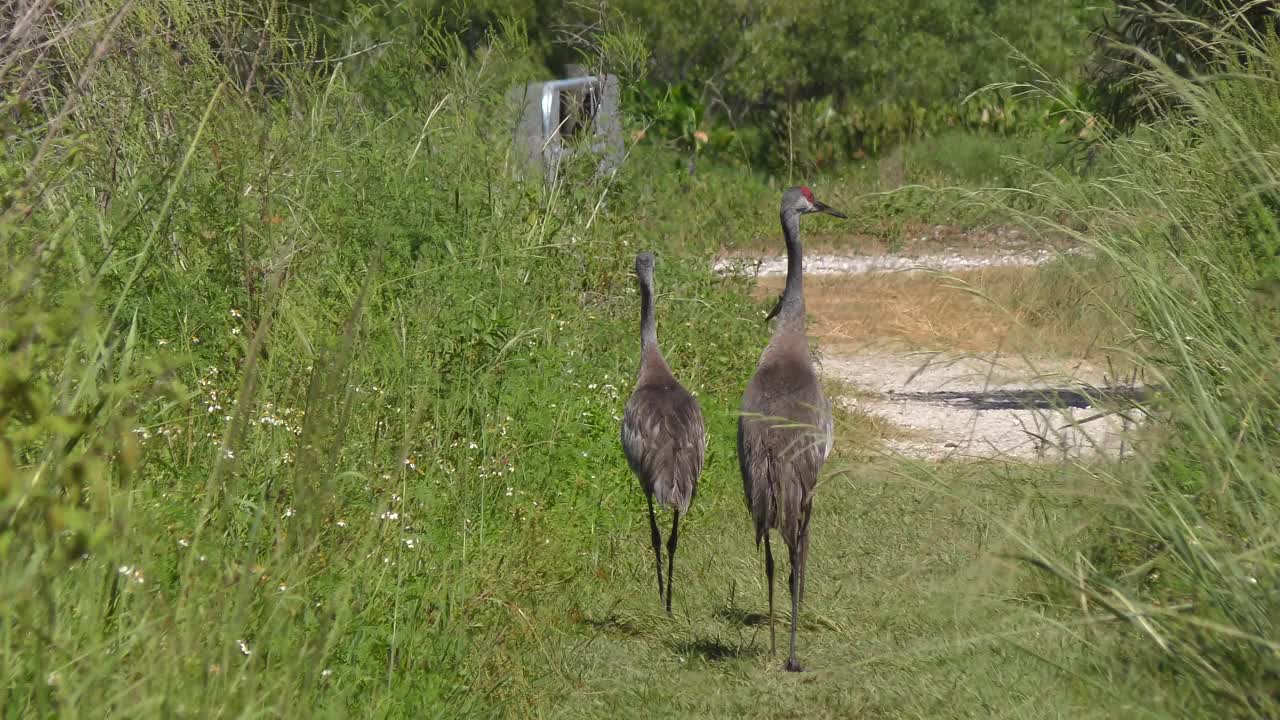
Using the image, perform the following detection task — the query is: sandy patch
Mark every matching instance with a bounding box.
[824,352,1146,462]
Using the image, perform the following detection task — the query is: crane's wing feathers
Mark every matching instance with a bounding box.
[621,383,704,514]
[738,373,830,548]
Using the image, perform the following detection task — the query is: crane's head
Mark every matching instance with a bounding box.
[634,251,656,281]
[783,185,847,219]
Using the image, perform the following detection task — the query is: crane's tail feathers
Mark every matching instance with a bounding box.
[740,409,829,548]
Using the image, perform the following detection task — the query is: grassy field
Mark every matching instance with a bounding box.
[4,2,1280,718]
[504,457,1144,719]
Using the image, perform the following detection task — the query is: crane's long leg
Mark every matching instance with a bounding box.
[785,542,803,672]
[764,532,776,655]
[646,494,664,605]
[797,510,812,608]
[665,511,680,614]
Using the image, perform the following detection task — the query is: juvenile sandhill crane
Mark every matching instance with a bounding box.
[621,251,706,614]
[738,186,845,671]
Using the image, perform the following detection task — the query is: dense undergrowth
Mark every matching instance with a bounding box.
[0,3,771,715]
[982,28,1280,719]
[4,1,1280,718]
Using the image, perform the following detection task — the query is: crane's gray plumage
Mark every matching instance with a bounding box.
[621,251,705,614]
[738,186,845,672]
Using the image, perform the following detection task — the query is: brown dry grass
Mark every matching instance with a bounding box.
[754,264,1131,359]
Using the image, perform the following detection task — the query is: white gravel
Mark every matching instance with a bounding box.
[822,352,1145,463]
[714,248,1089,277]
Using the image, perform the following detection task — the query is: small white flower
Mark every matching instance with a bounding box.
[278,583,288,592]
[336,520,347,528]
[282,508,295,518]
[321,669,333,678]
[468,442,478,450]
[157,339,170,346]
[505,487,514,497]
[222,448,235,460]
[230,327,242,336]
[178,538,190,548]
[379,511,399,521]
[238,639,251,656]
[230,308,242,318]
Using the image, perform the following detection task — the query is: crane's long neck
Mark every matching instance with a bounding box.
[639,272,660,356]
[775,209,806,332]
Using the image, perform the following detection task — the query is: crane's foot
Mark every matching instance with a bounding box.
[784,658,805,673]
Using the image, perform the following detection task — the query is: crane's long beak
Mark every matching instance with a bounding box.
[814,201,847,219]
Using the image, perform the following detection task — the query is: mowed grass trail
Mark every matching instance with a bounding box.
[506,444,1143,719]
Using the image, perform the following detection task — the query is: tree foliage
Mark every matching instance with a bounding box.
[293,0,1104,118]
[1087,0,1279,131]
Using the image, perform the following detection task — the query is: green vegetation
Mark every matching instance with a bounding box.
[4,0,1280,718]
[1,4,767,714]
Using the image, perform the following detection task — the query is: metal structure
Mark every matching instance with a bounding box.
[507,70,624,184]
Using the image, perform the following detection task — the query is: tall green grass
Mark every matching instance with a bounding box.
[0,2,774,715]
[982,26,1280,720]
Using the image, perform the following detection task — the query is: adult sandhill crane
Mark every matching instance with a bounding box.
[738,186,845,672]
[621,251,706,614]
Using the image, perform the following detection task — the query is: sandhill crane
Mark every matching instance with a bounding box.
[621,251,706,614]
[738,186,845,671]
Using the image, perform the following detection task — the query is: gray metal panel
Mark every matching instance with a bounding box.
[593,73,624,179]
[507,80,545,180]
[507,73,626,185]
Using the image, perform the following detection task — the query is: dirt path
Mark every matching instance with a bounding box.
[720,228,1142,462]
[824,352,1144,461]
